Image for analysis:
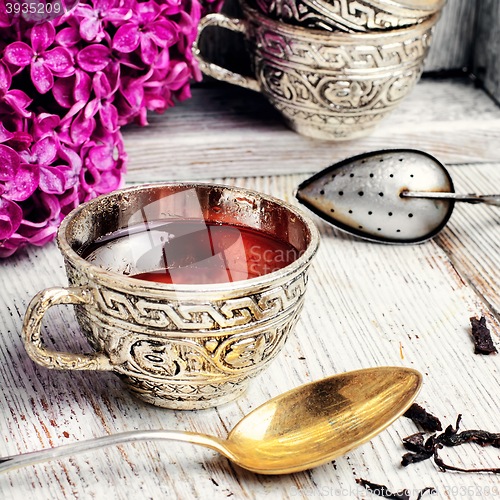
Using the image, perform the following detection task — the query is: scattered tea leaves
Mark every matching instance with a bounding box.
[401,434,435,465]
[402,414,500,473]
[470,316,497,355]
[355,479,435,500]
[404,403,442,432]
[438,415,500,448]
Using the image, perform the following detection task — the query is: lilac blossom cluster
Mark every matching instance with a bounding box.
[0,0,221,258]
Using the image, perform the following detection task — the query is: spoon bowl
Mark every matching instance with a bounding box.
[0,367,421,475]
[221,366,422,473]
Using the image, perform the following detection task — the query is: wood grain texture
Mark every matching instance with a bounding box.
[3,167,500,498]
[424,0,477,72]
[122,77,500,182]
[473,0,500,103]
[435,163,500,318]
[199,0,476,74]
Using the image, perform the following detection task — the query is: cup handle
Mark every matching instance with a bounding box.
[22,287,112,371]
[192,13,261,92]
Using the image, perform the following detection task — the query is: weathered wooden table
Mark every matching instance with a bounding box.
[2,80,500,499]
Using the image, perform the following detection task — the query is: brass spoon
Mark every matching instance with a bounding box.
[0,367,421,475]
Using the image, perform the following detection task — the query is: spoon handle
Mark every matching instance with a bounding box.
[0,430,227,475]
[402,191,500,206]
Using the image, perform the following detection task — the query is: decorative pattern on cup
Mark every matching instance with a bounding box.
[253,0,439,32]
[251,22,433,71]
[69,271,307,408]
[262,67,423,139]
[244,15,433,138]
[261,63,423,110]
[121,374,251,409]
[85,274,306,331]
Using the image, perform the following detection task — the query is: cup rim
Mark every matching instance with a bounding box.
[241,0,440,40]
[57,182,320,294]
[371,0,447,13]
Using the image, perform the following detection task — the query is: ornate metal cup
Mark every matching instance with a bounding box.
[252,0,446,32]
[21,183,319,410]
[193,1,440,140]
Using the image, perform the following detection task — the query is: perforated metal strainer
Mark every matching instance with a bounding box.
[296,149,500,244]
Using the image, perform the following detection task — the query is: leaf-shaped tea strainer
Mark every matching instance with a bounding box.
[295,149,500,244]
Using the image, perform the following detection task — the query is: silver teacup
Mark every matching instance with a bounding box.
[194,0,440,140]
[22,183,319,409]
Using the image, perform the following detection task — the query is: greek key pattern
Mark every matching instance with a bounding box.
[262,63,422,114]
[253,28,431,71]
[256,0,430,32]
[90,273,306,332]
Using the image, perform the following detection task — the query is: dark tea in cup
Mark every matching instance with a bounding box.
[83,220,300,285]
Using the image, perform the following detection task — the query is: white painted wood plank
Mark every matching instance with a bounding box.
[434,163,500,317]
[2,171,500,498]
[122,78,500,183]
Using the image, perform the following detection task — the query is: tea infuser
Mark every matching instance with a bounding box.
[295,149,500,244]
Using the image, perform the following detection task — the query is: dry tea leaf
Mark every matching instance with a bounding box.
[470,316,497,355]
[404,403,442,432]
[402,415,500,473]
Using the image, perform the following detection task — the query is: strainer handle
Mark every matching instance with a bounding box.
[22,286,112,371]
[192,13,261,92]
[402,191,500,206]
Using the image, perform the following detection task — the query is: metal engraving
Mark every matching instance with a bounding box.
[22,183,319,409]
[254,0,438,32]
[193,3,439,140]
[69,274,306,408]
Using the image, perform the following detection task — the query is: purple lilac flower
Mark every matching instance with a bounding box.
[112,0,179,65]
[75,0,133,43]
[0,144,38,242]
[0,0,225,258]
[4,23,74,94]
[0,61,32,118]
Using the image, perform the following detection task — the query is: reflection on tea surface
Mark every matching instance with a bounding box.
[84,221,299,285]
